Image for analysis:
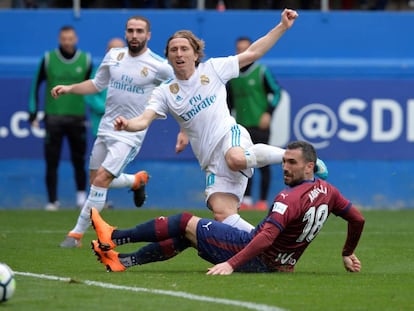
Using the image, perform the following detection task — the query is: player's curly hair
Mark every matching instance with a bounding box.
[164,30,205,67]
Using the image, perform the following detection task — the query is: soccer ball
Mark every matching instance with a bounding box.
[0,262,16,303]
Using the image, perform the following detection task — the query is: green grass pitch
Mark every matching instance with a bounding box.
[0,208,413,310]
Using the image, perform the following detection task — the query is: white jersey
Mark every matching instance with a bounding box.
[92,47,174,146]
[147,56,240,169]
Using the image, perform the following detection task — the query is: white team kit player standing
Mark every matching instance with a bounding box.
[51,16,174,248]
[114,9,328,232]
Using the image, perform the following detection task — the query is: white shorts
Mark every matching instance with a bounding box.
[89,136,140,177]
[204,125,253,204]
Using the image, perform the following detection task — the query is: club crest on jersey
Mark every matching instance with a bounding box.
[169,83,179,94]
[200,75,210,85]
[141,67,149,77]
[272,202,288,215]
[117,52,125,61]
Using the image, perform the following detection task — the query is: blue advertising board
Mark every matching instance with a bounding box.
[270,79,414,160]
[1,77,412,161]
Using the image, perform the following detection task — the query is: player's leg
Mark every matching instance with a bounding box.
[206,129,255,231]
[196,218,249,263]
[240,178,254,210]
[207,192,254,232]
[248,127,271,211]
[196,219,269,272]
[90,211,194,271]
[65,116,87,208]
[44,117,64,211]
[59,139,107,247]
[255,165,271,211]
[110,170,149,207]
[226,125,328,179]
[104,139,149,207]
[91,237,191,272]
[91,208,193,250]
[60,139,133,247]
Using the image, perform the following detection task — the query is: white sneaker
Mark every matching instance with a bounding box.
[45,201,60,211]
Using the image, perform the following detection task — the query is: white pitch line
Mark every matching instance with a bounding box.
[16,271,288,311]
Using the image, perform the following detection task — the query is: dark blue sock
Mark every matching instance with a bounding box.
[119,237,191,267]
[112,212,193,245]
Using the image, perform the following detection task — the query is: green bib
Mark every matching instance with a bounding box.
[44,49,90,116]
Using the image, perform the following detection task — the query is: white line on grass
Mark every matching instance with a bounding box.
[16,271,288,311]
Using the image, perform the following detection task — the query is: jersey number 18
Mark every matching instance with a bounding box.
[296,204,328,243]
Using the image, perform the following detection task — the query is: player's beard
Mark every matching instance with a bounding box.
[284,172,302,187]
[128,39,147,55]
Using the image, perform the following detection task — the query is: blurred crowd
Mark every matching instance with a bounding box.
[9,0,414,10]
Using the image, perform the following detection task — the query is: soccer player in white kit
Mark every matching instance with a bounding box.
[115,9,328,232]
[51,16,174,248]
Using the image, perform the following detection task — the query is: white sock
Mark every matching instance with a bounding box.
[245,144,285,168]
[70,185,107,234]
[76,190,86,207]
[109,173,134,189]
[222,214,254,232]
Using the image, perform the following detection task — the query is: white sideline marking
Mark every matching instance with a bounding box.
[16,271,287,311]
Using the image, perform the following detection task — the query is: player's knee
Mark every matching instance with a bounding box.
[225,150,246,171]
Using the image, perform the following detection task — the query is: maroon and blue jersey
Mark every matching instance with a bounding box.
[248,178,351,271]
[197,178,357,272]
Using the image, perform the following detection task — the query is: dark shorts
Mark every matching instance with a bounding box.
[196,219,271,273]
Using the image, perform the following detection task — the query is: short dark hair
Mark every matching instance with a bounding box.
[126,16,151,32]
[60,25,75,32]
[236,36,252,44]
[286,141,317,165]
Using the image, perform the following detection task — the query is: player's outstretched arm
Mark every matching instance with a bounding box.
[114,109,158,132]
[51,80,98,98]
[51,85,71,98]
[238,8,299,69]
[343,253,361,272]
[206,262,234,275]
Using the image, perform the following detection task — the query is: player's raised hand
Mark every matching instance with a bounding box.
[281,8,299,29]
[206,262,234,275]
[114,116,129,131]
[51,85,70,98]
[343,253,361,272]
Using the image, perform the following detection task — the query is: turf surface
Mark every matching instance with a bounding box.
[0,208,413,310]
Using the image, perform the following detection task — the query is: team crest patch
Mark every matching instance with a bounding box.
[117,52,125,61]
[169,83,179,94]
[200,75,209,85]
[141,67,149,77]
[272,202,288,215]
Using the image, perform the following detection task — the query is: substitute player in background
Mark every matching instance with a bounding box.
[114,9,328,233]
[90,140,364,274]
[29,25,92,211]
[51,16,174,248]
